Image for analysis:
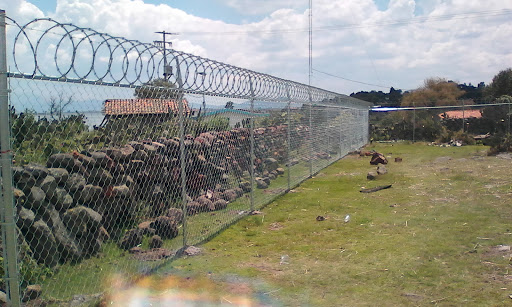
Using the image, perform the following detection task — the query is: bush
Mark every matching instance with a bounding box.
[486,133,512,155]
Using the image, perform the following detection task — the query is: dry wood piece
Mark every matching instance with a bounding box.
[360,185,392,193]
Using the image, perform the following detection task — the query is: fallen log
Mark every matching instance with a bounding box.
[360,184,392,193]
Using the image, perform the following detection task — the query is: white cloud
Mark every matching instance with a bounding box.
[0,0,44,21]
[2,0,512,94]
[221,0,308,16]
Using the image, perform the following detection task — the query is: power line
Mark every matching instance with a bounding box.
[312,68,390,89]
[178,9,512,36]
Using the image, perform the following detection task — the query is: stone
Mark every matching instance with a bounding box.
[116,175,134,187]
[370,152,388,165]
[239,181,251,193]
[128,141,145,150]
[256,178,268,189]
[150,216,179,239]
[39,175,57,197]
[24,163,49,180]
[62,206,102,237]
[45,207,82,262]
[88,151,112,167]
[50,187,74,211]
[132,150,149,161]
[22,284,42,302]
[12,166,36,192]
[77,184,103,204]
[25,220,59,267]
[112,185,131,199]
[213,199,228,210]
[76,154,96,169]
[166,208,184,223]
[263,177,271,185]
[377,165,388,175]
[264,158,278,171]
[138,221,156,236]
[234,187,244,197]
[85,168,113,186]
[104,148,123,161]
[367,171,378,180]
[26,186,46,211]
[222,189,237,202]
[195,196,214,212]
[65,173,86,194]
[119,229,143,250]
[149,235,163,249]
[13,188,26,208]
[48,168,69,185]
[17,207,35,230]
[98,226,110,243]
[119,144,135,160]
[82,238,102,256]
[125,160,145,174]
[183,246,201,256]
[276,168,285,175]
[47,153,82,172]
[143,144,158,157]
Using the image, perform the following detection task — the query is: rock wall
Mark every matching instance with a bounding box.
[10,123,325,266]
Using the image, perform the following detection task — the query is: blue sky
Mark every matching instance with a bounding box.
[27,0,396,24]
[2,0,512,95]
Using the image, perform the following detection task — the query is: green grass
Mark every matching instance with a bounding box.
[161,143,512,306]
[41,142,512,306]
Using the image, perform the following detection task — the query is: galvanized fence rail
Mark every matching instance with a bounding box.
[0,11,370,306]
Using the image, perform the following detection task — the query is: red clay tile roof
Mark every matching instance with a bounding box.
[439,110,482,119]
[104,99,191,116]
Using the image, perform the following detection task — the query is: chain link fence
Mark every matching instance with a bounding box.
[0,11,370,305]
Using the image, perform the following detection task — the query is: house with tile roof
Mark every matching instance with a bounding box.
[100,98,192,126]
[104,98,191,117]
[438,110,482,119]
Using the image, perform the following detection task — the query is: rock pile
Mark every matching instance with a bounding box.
[13,162,107,267]
[10,124,304,268]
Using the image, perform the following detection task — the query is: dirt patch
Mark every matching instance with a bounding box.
[434,156,453,164]
[334,172,362,177]
[481,244,512,258]
[132,248,175,261]
[269,222,284,231]
[244,262,285,277]
[264,188,286,195]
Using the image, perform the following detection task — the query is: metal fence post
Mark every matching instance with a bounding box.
[308,94,313,177]
[175,60,188,248]
[0,9,22,307]
[285,86,291,191]
[249,77,255,211]
[339,108,343,159]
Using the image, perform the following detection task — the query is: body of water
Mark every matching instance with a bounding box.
[35,111,106,129]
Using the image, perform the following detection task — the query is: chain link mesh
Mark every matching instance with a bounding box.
[0,13,370,305]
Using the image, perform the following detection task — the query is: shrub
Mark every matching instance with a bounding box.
[486,133,512,155]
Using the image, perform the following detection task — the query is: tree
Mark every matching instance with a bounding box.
[485,68,512,100]
[134,78,177,99]
[225,101,234,109]
[49,93,74,121]
[401,77,464,107]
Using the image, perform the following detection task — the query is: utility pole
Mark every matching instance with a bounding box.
[462,99,465,132]
[197,71,206,114]
[154,31,178,80]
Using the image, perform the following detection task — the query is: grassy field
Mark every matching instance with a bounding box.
[41,142,512,306]
[137,142,512,306]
